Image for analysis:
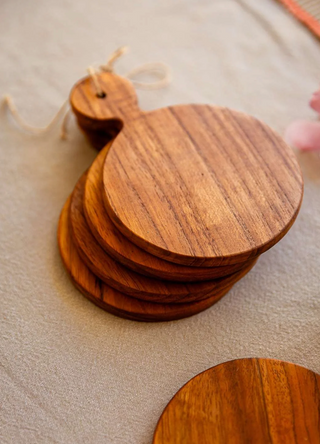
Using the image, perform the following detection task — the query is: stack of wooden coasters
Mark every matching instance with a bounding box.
[58,72,304,322]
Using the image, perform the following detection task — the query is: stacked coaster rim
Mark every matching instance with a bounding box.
[58,198,245,322]
[70,172,256,304]
[84,147,256,282]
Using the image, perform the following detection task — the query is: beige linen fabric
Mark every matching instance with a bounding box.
[0,0,320,443]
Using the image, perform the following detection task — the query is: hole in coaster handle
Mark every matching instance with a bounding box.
[69,71,141,150]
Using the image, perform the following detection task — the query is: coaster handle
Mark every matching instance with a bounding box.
[70,72,142,150]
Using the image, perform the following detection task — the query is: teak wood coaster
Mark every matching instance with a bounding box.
[84,144,257,282]
[56,70,304,321]
[153,358,320,444]
[70,172,256,304]
[103,105,303,267]
[58,197,237,321]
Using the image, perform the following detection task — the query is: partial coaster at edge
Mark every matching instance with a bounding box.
[153,358,320,443]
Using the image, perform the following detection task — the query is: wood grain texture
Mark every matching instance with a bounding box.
[153,358,320,444]
[84,145,257,281]
[58,198,236,322]
[70,172,256,303]
[103,105,304,267]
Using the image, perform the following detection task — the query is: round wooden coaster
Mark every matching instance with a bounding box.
[84,145,257,281]
[70,172,256,303]
[153,358,320,444]
[103,105,303,267]
[58,197,236,322]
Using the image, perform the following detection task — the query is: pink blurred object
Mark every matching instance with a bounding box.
[285,120,320,151]
[310,89,320,113]
[285,87,320,151]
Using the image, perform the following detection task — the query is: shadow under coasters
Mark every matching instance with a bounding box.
[57,71,303,321]
[153,358,320,444]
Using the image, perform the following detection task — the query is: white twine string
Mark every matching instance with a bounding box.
[86,66,106,98]
[99,46,171,90]
[3,47,171,140]
[3,95,69,137]
[100,45,129,73]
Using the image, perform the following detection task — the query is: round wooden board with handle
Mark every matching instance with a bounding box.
[103,105,303,267]
[84,144,256,282]
[58,197,236,322]
[153,358,320,444]
[70,172,256,303]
